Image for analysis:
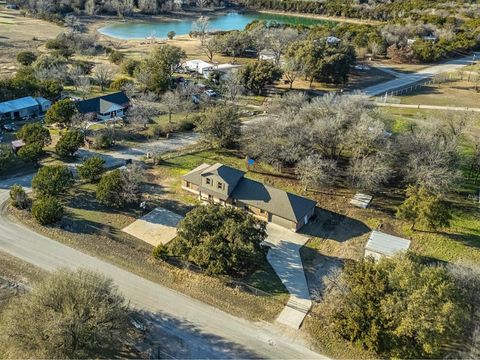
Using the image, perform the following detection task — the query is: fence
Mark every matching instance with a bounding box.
[378,70,480,100]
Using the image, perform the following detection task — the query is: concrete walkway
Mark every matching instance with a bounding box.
[265,224,312,329]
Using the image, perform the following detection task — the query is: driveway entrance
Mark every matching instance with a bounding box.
[265,223,312,329]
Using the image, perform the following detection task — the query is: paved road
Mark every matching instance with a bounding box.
[374,102,480,112]
[0,185,325,359]
[363,53,479,96]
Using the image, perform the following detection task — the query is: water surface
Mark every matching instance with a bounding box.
[98,12,333,40]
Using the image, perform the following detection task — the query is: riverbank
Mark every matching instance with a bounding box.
[257,9,384,25]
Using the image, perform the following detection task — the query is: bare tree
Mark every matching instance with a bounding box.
[202,36,220,62]
[296,155,337,191]
[64,14,83,33]
[196,0,208,9]
[349,152,393,192]
[160,91,185,123]
[222,73,244,104]
[71,112,96,131]
[120,163,144,205]
[78,76,91,99]
[368,41,382,59]
[192,16,210,45]
[93,64,116,91]
[282,55,304,89]
[69,65,85,90]
[111,0,134,18]
[128,92,161,129]
[264,28,300,65]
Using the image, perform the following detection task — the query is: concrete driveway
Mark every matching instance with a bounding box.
[123,207,183,246]
[265,223,312,329]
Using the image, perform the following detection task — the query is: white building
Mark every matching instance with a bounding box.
[183,59,214,74]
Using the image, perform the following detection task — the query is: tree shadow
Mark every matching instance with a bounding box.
[299,208,370,243]
[135,310,263,359]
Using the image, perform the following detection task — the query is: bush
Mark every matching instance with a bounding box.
[93,133,114,149]
[17,123,51,146]
[96,170,124,208]
[167,31,176,40]
[152,243,168,260]
[16,51,37,66]
[45,38,66,50]
[109,50,125,64]
[110,77,134,91]
[77,156,105,182]
[317,254,467,358]
[9,185,29,209]
[55,129,84,158]
[31,196,64,225]
[32,165,73,196]
[120,58,140,77]
[0,269,130,358]
[17,143,44,163]
[178,119,196,131]
[172,205,267,275]
[0,144,14,173]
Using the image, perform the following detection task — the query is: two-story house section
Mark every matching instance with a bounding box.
[182,163,317,232]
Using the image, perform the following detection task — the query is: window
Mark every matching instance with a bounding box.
[217,182,223,190]
[206,178,211,185]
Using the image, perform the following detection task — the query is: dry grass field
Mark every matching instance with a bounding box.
[0,8,62,74]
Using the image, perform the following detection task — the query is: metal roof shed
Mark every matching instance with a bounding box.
[364,230,411,261]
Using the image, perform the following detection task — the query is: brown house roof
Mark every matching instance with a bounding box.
[183,163,316,223]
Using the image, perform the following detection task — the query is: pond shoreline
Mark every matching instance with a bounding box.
[93,9,335,41]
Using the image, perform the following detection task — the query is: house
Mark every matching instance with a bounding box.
[182,163,317,231]
[0,96,52,121]
[203,63,242,81]
[183,59,214,74]
[75,92,130,121]
[11,139,25,153]
[259,50,276,62]
[364,230,411,261]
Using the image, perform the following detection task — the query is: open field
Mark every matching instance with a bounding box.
[0,8,62,74]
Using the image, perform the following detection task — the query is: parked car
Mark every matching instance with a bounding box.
[204,89,218,97]
[191,95,200,104]
[2,123,17,132]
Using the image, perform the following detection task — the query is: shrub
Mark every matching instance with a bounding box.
[0,144,14,173]
[31,196,64,225]
[120,58,140,77]
[77,156,105,182]
[9,185,29,209]
[167,31,176,40]
[110,77,134,91]
[96,170,124,208]
[152,243,168,260]
[45,38,66,50]
[178,119,196,131]
[0,269,130,358]
[17,123,51,146]
[32,165,73,196]
[109,50,125,64]
[55,130,84,158]
[17,143,44,163]
[16,51,37,66]
[93,133,114,149]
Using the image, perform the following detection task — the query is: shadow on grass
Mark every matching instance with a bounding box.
[299,208,370,243]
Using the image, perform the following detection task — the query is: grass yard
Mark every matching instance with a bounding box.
[397,80,480,108]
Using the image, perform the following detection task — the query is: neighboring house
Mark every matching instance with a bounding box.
[259,50,276,62]
[0,96,52,121]
[182,163,317,231]
[203,64,242,81]
[75,92,130,121]
[183,59,214,74]
[11,139,25,153]
[364,230,411,261]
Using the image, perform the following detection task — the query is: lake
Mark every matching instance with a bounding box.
[98,12,333,40]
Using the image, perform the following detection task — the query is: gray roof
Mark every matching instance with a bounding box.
[0,97,39,114]
[183,163,316,222]
[200,163,245,194]
[231,178,316,222]
[365,231,411,257]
